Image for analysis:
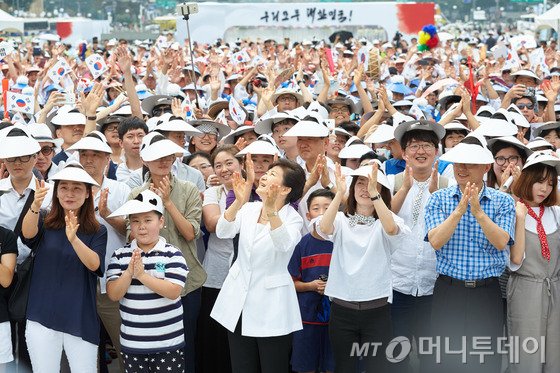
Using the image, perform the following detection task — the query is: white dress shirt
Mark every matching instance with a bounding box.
[296,156,338,234]
[391,180,438,296]
[0,176,53,263]
[316,211,409,303]
[94,177,131,293]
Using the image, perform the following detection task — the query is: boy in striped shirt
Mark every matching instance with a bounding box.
[106,190,189,373]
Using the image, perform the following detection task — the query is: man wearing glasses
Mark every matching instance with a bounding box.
[390,120,447,373]
[0,127,53,371]
[29,124,60,182]
[425,135,515,373]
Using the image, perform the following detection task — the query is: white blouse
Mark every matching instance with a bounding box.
[316,211,409,303]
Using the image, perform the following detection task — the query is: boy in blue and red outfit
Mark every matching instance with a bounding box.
[288,189,335,373]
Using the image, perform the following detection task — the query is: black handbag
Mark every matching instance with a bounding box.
[8,242,40,322]
[7,191,39,322]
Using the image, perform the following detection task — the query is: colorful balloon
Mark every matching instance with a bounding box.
[418,31,430,45]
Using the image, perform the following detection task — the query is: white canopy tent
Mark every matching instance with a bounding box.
[536,4,560,31]
[0,9,24,33]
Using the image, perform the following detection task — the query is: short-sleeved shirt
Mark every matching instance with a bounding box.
[24,221,107,345]
[288,234,332,324]
[202,186,233,289]
[0,176,53,263]
[384,158,406,176]
[424,184,515,281]
[94,177,131,293]
[107,237,188,354]
[0,226,17,323]
[317,211,408,303]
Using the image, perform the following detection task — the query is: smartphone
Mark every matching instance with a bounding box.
[64,92,76,105]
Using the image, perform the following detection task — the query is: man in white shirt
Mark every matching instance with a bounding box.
[116,117,148,184]
[0,127,52,371]
[390,120,446,373]
[283,118,336,233]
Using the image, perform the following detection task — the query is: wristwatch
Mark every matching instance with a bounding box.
[325,182,334,190]
[86,115,97,121]
[370,194,382,202]
[267,211,279,218]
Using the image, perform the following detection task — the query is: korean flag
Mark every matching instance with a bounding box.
[85,54,108,79]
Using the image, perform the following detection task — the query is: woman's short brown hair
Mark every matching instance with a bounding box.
[210,144,240,166]
[44,180,100,234]
[344,176,392,218]
[511,163,558,206]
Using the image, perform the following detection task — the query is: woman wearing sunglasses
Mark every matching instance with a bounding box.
[513,96,542,124]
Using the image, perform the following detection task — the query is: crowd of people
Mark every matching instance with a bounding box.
[0,26,559,373]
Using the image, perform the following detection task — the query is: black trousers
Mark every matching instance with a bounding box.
[196,286,231,373]
[391,290,433,373]
[328,302,392,373]
[428,276,503,373]
[181,288,201,373]
[227,317,292,373]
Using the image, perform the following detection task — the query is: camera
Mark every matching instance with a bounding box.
[524,87,535,98]
[176,2,199,16]
[252,78,268,89]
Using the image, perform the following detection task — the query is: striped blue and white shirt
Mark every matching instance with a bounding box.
[424,184,515,281]
[107,237,189,354]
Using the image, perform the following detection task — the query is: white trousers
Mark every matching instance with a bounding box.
[0,321,13,364]
[25,320,97,373]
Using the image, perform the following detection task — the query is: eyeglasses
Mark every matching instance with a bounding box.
[516,103,534,110]
[39,146,55,156]
[152,106,172,116]
[277,95,297,102]
[104,124,119,132]
[201,133,218,139]
[5,155,35,163]
[494,155,520,166]
[407,143,436,152]
[331,106,350,114]
[197,163,212,171]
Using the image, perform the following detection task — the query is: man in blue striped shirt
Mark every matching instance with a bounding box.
[424,136,515,373]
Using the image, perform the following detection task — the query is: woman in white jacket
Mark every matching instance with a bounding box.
[210,156,307,373]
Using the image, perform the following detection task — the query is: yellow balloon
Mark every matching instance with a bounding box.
[418,31,430,45]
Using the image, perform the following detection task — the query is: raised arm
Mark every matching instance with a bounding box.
[224,154,254,223]
[510,202,527,265]
[319,163,346,236]
[22,179,48,240]
[427,184,469,250]
[115,46,142,119]
[368,163,398,235]
[469,186,512,250]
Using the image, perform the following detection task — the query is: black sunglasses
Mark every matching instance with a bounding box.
[517,103,534,110]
